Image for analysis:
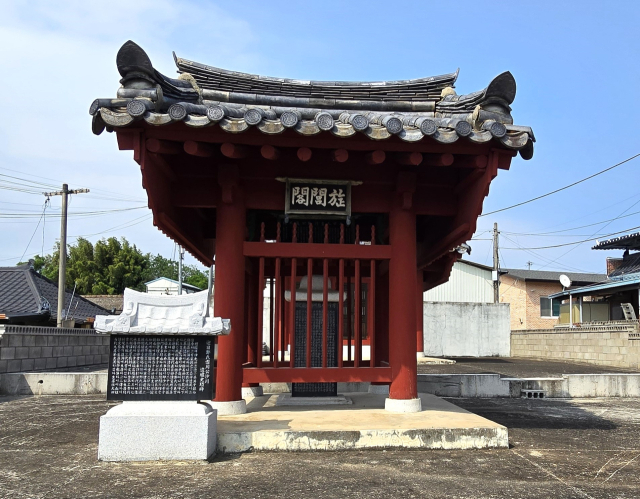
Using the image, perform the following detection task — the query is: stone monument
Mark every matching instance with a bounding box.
[95,288,230,461]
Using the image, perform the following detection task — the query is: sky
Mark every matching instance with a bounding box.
[1,1,639,276]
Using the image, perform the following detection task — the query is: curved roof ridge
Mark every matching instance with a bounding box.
[174,53,458,102]
[175,53,459,88]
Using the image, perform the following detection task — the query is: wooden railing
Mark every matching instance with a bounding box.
[241,222,392,383]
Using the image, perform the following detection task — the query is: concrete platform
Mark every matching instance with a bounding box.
[216,392,507,453]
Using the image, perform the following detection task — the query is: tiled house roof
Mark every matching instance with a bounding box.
[0,264,108,325]
[503,269,607,285]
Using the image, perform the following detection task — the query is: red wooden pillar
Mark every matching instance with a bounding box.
[388,201,418,400]
[214,166,246,402]
[416,270,424,355]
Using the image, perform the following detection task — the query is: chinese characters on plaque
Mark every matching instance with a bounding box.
[107,335,214,401]
[286,180,352,217]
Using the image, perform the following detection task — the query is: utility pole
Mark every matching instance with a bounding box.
[43,184,89,327]
[493,222,500,303]
[526,261,534,270]
[178,245,184,295]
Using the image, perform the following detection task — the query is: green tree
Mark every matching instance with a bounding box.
[28,237,148,295]
[26,238,209,294]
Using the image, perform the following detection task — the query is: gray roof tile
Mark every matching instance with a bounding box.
[503,268,607,285]
[0,264,108,324]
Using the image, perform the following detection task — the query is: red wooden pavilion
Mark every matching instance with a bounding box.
[91,41,533,412]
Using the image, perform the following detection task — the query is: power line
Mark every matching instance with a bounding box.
[480,152,640,217]
[0,167,146,203]
[0,206,147,219]
[502,224,640,250]
[18,200,49,263]
[68,214,153,238]
[503,208,640,236]
[500,234,598,273]
[533,197,640,271]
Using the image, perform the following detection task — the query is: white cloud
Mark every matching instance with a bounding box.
[0,1,259,266]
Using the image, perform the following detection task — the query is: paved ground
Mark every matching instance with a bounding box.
[1,395,639,498]
[418,357,640,377]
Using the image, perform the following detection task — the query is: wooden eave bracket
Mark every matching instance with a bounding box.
[417,223,470,269]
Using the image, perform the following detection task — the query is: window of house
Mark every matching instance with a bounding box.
[540,296,560,317]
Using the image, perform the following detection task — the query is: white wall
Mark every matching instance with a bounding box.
[423,302,510,357]
[423,261,493,304]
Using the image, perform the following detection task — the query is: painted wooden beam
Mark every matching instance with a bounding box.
[396,152,422,166]
[453,155,488,168]
[242,367,392,383]
[244,241,392,260]
[297,147,312,162]
[220,142,249,159]
[331,149,349,163]
[184,140,215,157]
[260,145,280,160]
[146,138,181,154]
[423,153,454,167]
[365,150,386,165]
[417,223,470,268]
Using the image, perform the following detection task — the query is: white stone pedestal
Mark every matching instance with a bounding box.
[98,402,217,461]
[385,397,422,413]
[204,399,247,415]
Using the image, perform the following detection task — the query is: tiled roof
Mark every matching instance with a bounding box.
[503,268,607,285]
[592,232,640,251]
[0,264,108,324]
[609,252,640,279]
[89,41,534,159]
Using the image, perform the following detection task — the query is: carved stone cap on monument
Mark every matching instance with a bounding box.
[284,275,347,303]
[95,288,230,335]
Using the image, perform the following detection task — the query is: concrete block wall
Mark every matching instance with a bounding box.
[423,302,511,357]
[511,323,640,369]
[0,325,109,374]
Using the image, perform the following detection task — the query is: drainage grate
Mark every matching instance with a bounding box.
[521,389,545,399]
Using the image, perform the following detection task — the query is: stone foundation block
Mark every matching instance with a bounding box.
[98,402,217,461]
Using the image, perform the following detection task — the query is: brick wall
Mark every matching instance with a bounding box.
[525,281,562,330]
[0,325,109,373]
[511,323,640,369]
[500,275,561,330]
[500,275,527,330]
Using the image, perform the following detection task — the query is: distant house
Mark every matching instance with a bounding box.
[548,232,640,323]
[0,263,108,327]
[145,277,202,296]
[82,294,124,315]
[423,259,496,304]
[501,269,606,330]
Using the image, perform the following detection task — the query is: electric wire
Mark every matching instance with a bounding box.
[68,214,153,238]
[18,200,49,263]
[533,198,640,271]
[480,153,640,217]
[500,234,599,273]
[502,209,640,236]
